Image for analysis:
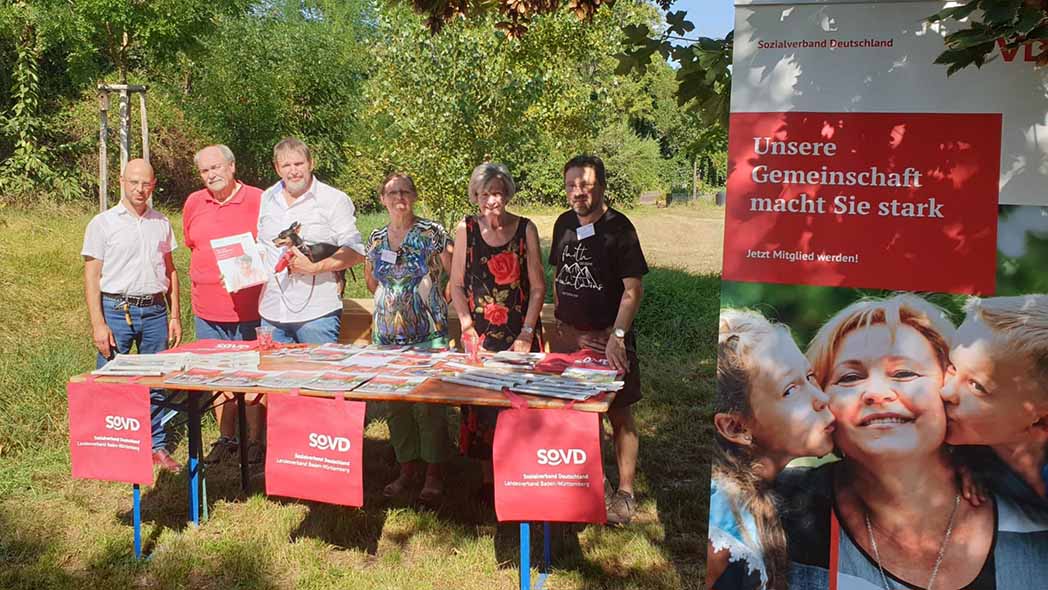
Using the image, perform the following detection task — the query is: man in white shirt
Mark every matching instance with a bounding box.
[81,158,184,472]
[256,138,365,343]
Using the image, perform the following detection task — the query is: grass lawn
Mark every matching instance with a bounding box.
[0,200,721,590]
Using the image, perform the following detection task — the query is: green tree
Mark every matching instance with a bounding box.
[172,0,376,189]
[349,2,670,222]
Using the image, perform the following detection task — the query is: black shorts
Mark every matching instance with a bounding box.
[548,320,642,409]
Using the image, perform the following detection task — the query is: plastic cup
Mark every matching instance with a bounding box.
[256,325,275,350]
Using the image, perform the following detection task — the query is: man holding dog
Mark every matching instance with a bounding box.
[256,137,365,344]
[548,155,648,525]
[82,158,184,472]
[182,144,266,464]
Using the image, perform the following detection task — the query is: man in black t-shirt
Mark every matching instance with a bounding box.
[548,155,649,525]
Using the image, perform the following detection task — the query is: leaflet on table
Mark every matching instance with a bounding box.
[387,354,440,369]
[163,368,224,385]
[339,352,396,369]
[483,351,546,370]
[363,344,411,353]
[561,367,620,384]
[354,375,427,395]
[206,370,269,388]
[307,343,367,363]
[302,371,375,392]
[256,371,319,389]
[267,347,314,361]
[210,232,267,293]
[395,360,461,378]
[93,353,188,376]
[183,351,260,371]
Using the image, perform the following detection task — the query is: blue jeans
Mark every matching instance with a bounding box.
[95,297,171,451]
[261,309,341,344]
[194,317,261,341]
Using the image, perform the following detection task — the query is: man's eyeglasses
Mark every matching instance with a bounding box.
[565,182,597,193]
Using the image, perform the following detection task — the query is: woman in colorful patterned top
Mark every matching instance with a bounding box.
[365,172,453,503]
[450,162,546,501]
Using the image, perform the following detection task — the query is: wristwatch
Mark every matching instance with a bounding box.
[612,327,626,339]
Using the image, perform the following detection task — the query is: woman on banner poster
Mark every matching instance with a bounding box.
[707,309,836,590]
[942,295,1048,509]
[777,294,1048,590]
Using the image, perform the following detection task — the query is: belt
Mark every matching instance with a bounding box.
[102,292,165,307]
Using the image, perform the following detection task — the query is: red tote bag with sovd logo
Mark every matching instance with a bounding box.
[67,379,154,485]
[265,391,365,507]
[492,392,606,523]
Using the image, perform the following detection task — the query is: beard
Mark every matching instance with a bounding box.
[284,177,310,194]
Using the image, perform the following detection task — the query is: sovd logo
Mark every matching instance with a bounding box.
[105,415,141,431]
[536,448,587,466]
[308,433,351,452]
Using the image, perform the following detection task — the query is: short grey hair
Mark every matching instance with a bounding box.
[193,144,235,169]
[272,137,312,165]
[468,162,516,204]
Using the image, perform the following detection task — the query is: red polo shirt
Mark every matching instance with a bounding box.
[182,183,264,322]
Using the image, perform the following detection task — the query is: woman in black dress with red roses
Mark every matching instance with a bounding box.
[450,162,546,501]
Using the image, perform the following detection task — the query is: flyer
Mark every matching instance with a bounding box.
[209,232,267,293]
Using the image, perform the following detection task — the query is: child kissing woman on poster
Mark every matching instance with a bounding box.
[941,294,1048,507]
[707,309,836,590]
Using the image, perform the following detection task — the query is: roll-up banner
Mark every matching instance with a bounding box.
[708,2,1048,589]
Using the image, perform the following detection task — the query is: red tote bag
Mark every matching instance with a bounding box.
[67,379,154,485]
[265,392,366,507]
[492,394,606,524]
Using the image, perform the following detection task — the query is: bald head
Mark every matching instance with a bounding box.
[123,158,154,179]
[120,158,156,214]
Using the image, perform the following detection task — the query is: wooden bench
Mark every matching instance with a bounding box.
[338,298,558,350]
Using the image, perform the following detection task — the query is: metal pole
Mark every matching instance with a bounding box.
[138,91,152,208]
[520,523,531,590]
[118,89,130,201]
[692,158,697,201]
[138,92,149,164]
[132,484,142,559]
[98,91,109,213]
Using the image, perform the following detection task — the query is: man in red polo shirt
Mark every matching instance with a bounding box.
[183,144,266,464]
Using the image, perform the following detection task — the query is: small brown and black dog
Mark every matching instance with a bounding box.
[273,222,347,294]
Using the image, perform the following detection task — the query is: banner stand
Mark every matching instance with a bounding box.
[518,521,552,590]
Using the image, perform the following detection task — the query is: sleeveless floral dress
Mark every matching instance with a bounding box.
[460,214,541,459]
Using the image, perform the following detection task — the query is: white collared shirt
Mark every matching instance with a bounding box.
[81,202,178,295]
[257,177,365,323]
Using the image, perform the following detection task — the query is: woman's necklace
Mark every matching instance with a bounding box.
[864,492,961,590]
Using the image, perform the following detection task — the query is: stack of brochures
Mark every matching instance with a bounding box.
[441,368,623,401]
[93,353,188,376]
[482,351,546,370]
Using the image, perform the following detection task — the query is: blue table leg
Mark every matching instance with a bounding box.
[235,392,249,493]
[132,484,142,559]
[520,522,530,590]
[543,522,551,568]
[186,391,202,526]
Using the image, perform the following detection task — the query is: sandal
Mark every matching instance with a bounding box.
[383,462,420,498]
[418,464,444,504]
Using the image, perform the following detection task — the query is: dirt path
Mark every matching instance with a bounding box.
[530,203,724,275]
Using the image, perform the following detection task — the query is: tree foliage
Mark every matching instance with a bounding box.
[929,0,1048,72]
[393,0,1044,127]
[173,0,376,190]
[347,2,678,222]
[0,0,715,206]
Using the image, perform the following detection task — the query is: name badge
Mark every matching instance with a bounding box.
[380,249,398,264]
[576,223,596,240]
